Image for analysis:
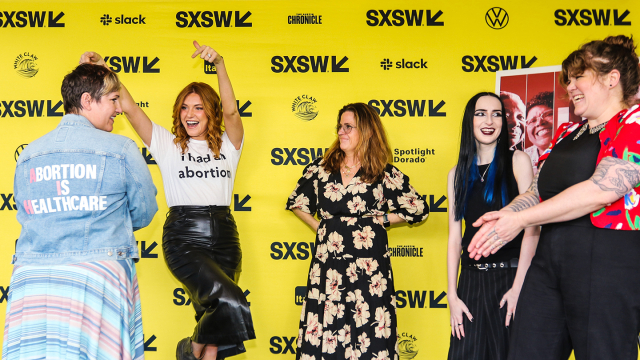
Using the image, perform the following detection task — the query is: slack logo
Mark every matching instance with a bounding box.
[0,11,65,28]
[175,11,252,28]
[100,14,146,26]
[380,58,427,70]
[271,56,349,73]
[461,55,537,72]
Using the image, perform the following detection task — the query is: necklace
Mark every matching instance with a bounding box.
[341,161,360,177]
[573,121,608,141]
[480,164,490,182]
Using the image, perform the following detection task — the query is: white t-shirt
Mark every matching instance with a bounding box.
[145,122,243,207]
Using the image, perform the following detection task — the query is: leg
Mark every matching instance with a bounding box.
[448,269,486,360]
[482,268,516,360]
[507,228,572,360]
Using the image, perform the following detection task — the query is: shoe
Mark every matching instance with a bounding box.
[176,337,198,360]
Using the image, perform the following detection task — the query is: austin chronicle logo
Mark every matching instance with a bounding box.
[486,7,509,29]
[292,95,319,121]
[14,53,38,78]
[380,59,392,70]
[100,14,113,25]
[398,332,419,360]
[15,144,27,162]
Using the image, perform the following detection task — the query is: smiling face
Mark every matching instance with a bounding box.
[473,95,503,146]
[338,111,360,156]
[566,69,612,121]
[526,104,553,152]
[88,91,121,132]
[180,93,209,140]
[502,96,525,148]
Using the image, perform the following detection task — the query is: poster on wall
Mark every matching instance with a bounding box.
[495,66,581,172]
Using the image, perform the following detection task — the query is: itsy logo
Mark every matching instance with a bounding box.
[14,52,38,78]
[486,7,508,29]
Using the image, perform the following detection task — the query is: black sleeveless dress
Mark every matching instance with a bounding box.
[507,126,640,360]
[449,153,525,360]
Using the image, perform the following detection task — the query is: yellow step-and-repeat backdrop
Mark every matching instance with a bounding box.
[0,1,638,359]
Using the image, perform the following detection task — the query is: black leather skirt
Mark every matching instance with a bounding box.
[162,205,255,358]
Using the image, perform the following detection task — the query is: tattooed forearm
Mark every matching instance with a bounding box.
[590,157,640,197]
[505,193,540,212]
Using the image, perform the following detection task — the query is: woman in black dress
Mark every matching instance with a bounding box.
[286,103,428,360]
[469,35,640,360]
[446,92,537,360]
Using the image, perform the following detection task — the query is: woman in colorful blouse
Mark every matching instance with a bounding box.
[469,35,640,360]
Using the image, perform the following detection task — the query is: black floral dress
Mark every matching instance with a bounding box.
[286,157,428,360]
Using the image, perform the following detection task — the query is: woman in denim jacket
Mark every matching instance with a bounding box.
[3,64,158,360]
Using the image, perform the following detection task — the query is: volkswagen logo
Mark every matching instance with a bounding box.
[486,7,509,29]
[15,144,27,162]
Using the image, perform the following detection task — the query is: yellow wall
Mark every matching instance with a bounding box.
[0,1,638,359]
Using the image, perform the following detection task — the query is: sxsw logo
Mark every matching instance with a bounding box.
[554,9,631,26]
[271,56,349,73]
[270,148,328,165]
[0,286,9,303]
[0,11,65,28]
[173,287,251,306]
[0,100,63,117]
[368,100,445,117]
[461,55,537,72]
[175,11,252,28]
[1,193,17,211]
[100,14,146,26]
[136,240,159,258]
[103,56,160,73]
[270,336,296,355]
[396,290,447,309]
[270,242,315,260]
[380,58,427,70]
[366,10,443,26]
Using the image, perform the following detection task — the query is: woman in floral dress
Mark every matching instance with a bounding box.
[286,103,429,360]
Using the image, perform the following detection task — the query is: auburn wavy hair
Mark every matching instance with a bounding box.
[323,103,392,184]
[171,82,223,156]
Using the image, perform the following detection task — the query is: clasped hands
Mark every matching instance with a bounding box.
[467,209,525,260]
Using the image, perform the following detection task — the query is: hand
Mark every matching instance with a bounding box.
[79,51,106,67]
[192,41,222,64]
[448,295,473,340]
[500,287,520,327]
[468,210,524,260]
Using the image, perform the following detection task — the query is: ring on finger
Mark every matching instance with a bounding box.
[207,54,212,57]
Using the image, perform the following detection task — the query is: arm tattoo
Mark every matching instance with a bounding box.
[527,168,541,198]
[505,193,540,212]
[591,157,640,197]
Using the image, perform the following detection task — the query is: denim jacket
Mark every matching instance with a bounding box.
[13,114,158,265]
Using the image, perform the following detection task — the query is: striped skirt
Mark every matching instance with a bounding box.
[2,260,144,360]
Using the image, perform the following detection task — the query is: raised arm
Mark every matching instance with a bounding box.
[192,41,244,150]
[79,52,153,145]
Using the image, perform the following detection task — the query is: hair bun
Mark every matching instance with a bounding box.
[604,35,637,53]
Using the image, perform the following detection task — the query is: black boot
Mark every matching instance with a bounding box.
[176,337,199,360]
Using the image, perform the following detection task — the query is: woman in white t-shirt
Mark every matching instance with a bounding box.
[80,41,254,360]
